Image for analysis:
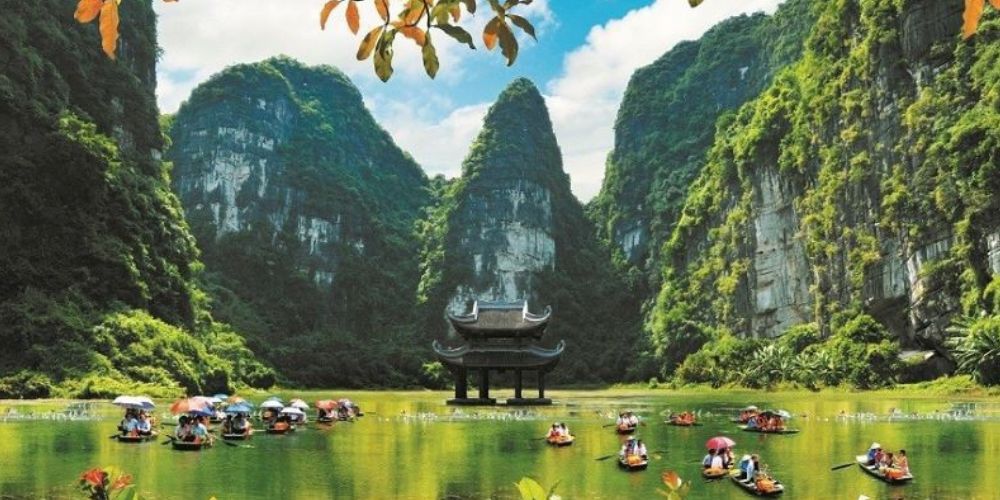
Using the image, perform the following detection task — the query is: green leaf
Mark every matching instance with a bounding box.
[422,34,440,78]
[507,14,536,40]
[460,0,476,14]
[514,477,547,500]
[434,24,475,49]
[115,486,139,500]
[488,0,505,15]
[374,30,396,82]
[496,19,519,66]
[688,0,705,6]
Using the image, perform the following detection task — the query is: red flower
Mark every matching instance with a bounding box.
[80,468,106,488]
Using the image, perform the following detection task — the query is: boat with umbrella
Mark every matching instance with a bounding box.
[111,396,157,443]
[739,410,799,434]
[168,398,215,451]
[316,400,339,423]
[337,398,361,420]
[222,402,254,440]
[732,405,760,424]
[281,406,307,425]
[703,436,736,479]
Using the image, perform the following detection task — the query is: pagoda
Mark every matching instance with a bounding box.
[432,301,565,405]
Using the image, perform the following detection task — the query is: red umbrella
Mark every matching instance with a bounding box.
[316,400,339,411]
[706,436,736,450]
[170,397,213,415]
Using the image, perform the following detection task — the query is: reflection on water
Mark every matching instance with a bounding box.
[1,391,999,499]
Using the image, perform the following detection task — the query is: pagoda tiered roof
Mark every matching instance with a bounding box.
[447,301,551,339]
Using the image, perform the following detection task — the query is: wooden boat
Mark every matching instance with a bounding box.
[667,419,701,427]
[116,433,157,443]
[703,467,731,480]
[616,425,637,435]
[546,435,574,447]
[171,440,211,451]
[855,455,913,483]
[739,426,799,434]
[222,431,252,440]
[317,416,335,424]
[618,455,649,471]
[731,474,784,496]
[266,424,295,434]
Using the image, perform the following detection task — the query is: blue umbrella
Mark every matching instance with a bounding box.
[225,403,253,414]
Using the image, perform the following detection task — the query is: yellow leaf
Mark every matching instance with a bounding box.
[74,0,103,23]
[688,0,705,6]
[964,0,985,39]
[375,0,389,22]
[100,0,120,59]
[357,26,383,60]
[661,471,683,491]
[346,0,360,34]
[450,5,461,22]
[400,26,426,46]
[992,0,1000,9]
[320,0,341,30]
[483,17,500,50]
[403,0,424,25]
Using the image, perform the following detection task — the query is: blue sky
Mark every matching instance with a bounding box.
[155,0,783,200]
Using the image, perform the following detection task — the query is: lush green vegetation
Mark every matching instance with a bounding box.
[0,0,271,398]
[588,0,816,285]
[641,0,1000,387]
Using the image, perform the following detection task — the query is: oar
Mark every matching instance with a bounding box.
[161,436,176,445]
[108,433,121,439]
[831,462,855,471]
[602,423,617,428]
[595,454,616,461]
[220,439,239,448]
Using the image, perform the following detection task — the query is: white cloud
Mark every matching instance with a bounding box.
[546,0,784,201]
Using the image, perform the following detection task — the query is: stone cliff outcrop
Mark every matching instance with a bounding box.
[420,79,641,382]
[168,57,431,386]
[648,0,998,364]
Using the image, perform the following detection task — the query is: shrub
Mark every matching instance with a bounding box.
[419,361,449,390]
[948,315,1000,386]
[0,371,53,399]
[675,350,718,385]
[778,322,821,353]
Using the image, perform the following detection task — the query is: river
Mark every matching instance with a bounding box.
[0,389,997,499]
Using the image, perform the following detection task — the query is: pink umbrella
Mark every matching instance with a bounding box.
[706,436,736,450]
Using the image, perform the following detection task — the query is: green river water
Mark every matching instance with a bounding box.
[1,390,998,499]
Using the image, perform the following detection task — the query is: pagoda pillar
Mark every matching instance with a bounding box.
[455,368,468,399]
[538,371,545,399]
[479,368,490,399]
[514,370,523,399]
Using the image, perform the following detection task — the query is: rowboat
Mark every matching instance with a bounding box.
[171,440,211,451]
[222,431,252,440]
[855,455,913,483]
[703,467,731,479]
[317,416,335,424]
[616,425,637,435]
[731,474,784,496]
[739,426,799,434]
[266,424,295,434]
[667,419,701,427]
[546,435,574,447]
[618,455,648,471]
[116,433,157,443]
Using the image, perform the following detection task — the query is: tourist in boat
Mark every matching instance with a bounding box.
[547,424,560,439]
[710,449,725,470]
[137,413,152,436]
[174,416,191,440]
[738,454,759,481]
[619,438,636,459]
[559,422,570,436]
[232,413,250,435]
[192,416,211,444]
[866,443,882,465]
[635,439,648,459]
[895,450,909,475]
[746,415,759,430]
[221,415,233,435]
[703,449,716,469]
[722,447,734,469]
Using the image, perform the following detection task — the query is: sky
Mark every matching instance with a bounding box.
[154,0,784,201]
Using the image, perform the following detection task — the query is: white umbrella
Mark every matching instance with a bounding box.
[743,405,759,411]
[260,400,284,409]
[775,409,792,419]
[290,399,309,410]
[112,396,155,410]
[280,407,305,416]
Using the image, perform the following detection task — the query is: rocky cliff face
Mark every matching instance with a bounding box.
[0,0,270,395]
[168,57,431,386]
[589,0,816,279]
[650,0,998,364]
[420,79,641,382]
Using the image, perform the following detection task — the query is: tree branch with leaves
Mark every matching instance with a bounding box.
[74,0,999,81]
